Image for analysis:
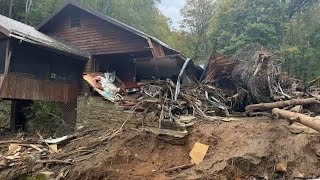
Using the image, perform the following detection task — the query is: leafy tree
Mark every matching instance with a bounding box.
[209,0,286,54]
[282,1,320,81]
[181,0,216,62]
[1,0,319,81]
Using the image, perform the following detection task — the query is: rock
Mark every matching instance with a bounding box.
[275,162,287,173]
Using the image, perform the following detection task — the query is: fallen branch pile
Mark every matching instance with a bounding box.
[116,80,235,136]
[115,46,320,134]
[0,127,128,179]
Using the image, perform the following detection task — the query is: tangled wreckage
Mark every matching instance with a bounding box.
[1,47,320,179]
[82,47,320,138]
[1,1,320,179]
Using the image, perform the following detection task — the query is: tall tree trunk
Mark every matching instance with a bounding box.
[25,0,33,23]
[9,0,14,18]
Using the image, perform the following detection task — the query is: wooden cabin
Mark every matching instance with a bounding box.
[37,1,181,91]
[0,14,88,130]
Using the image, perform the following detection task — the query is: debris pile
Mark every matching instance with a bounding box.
[83,46,320,136]
[0,128,124,179]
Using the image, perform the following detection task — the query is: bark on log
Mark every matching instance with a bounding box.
[272,108,320,132]
[245,98,319,113]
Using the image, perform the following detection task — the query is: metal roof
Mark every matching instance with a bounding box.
[37,0,180,54]
[0,14,89,59]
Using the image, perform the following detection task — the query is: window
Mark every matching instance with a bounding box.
[70,14,81,28]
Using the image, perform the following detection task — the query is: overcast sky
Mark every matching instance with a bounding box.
[158,0,186,29]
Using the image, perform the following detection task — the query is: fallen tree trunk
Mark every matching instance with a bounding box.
[245,98,319,113]
[272,108,320,132]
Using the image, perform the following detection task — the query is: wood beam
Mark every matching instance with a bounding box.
[156,43,166,57]
[0,26,11,37]
[147,38,157,59]
[147,38,166,59]
[4,40,12,74]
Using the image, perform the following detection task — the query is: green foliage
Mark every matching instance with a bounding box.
[1,0,319,80]
[24,101,70,137]
[209,0,285,54]
[281,2,320,82]
[0,101,11,128]
[180,0,216,62]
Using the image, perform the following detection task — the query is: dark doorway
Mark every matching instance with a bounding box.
[10,100,32,132]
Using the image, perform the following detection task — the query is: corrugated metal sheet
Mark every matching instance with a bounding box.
[0,14,89,59]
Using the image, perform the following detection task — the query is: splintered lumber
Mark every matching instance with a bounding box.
[272,108,320,132]
[245,98,319,113]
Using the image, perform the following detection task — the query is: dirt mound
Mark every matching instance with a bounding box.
[60,118,320,180]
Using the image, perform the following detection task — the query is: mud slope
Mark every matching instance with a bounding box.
[65,118,320,180]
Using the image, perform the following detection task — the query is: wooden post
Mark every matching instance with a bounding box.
[10,100,17,132]
[4,39,12,75]
[81,56,93,95]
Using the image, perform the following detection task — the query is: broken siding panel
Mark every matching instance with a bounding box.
[0,74,78,103]
[45,12,149,55]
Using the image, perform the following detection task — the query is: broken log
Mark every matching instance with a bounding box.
[139,127,188,138]
[165,163,195,173]
[245,98,319,113]
[290,105,303,113]
[272,108,320,132]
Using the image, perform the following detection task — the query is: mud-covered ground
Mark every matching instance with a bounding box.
[59,117,319,180]
[1,97,320,180]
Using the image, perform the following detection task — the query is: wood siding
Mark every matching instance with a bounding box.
[0,74,78,103]
[0,39,6,73]
[43,8,149,55]
[10,41,84,84]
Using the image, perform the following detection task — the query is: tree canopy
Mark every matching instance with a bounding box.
[0,0,320,82]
